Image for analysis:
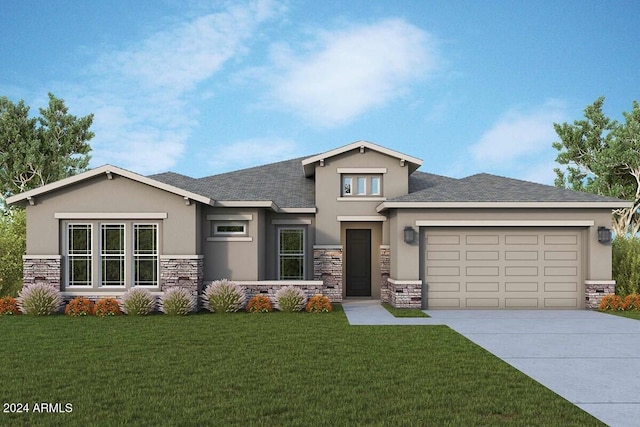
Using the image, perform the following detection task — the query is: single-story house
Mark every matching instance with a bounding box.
[7,140,631,309]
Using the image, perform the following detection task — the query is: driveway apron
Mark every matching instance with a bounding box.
[342,301,640,427]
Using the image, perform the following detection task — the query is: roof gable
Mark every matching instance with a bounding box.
[301,140,422,177]
[6,165,213,206]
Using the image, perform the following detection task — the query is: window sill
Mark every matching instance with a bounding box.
[207,237,253,242]
[337,197,386,202]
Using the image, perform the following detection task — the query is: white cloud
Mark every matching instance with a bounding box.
[68,0,285,174]
[470,100,567,166]
[207,137,300,172]
[264,18,441,127]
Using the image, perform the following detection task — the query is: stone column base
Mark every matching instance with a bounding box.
[380,246,390,303]
[585,280,616,309]
[313,246,343,302]
[388,279,422,308]
[23,255,61,289]
[160,256,204,308]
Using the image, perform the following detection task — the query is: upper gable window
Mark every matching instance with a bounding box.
[341,174,382,197]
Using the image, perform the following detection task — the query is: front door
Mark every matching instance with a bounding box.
[346,229,371,297]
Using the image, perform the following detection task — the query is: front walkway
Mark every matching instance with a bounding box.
[342,300,640,427]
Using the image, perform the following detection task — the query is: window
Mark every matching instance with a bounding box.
[343,177,353,196]
[101,224,125,287]
[341,175,382,197]
[68,224,92,286]
[278,228,304,280]
[213,221,247,235]
[134,224,158,287]
[65,222,160,289]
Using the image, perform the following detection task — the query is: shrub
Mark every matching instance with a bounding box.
[65,297,95,317]
[246,295,273,313]
[202,279,246,313]
[598,294,623,311]
[612,237,640,296]
[121,288,156,315]
[305,294,332,313]
[0,296,21,315]
[275,286,307,312]
[160,288,195,315]
[94,298,122,317]
[17,283,63,315]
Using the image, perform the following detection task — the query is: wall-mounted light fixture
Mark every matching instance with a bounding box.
[597,226,612,244]
[404,226,415,244]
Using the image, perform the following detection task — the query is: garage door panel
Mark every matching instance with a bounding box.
[424,227,582,309]
[466,282,499,292]
[466,298,499,308]
[466,251,499,260]
[544,282,578,292]
[428,282,460,292]
[505,298,539,308]
[505,251,538,260]
[505,282,538,292]
[466,266,499,276]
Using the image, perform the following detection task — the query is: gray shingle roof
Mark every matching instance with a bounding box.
[391,173,625,203]
[149,157,625,208]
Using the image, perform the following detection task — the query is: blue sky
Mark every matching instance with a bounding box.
[1,0,638,183]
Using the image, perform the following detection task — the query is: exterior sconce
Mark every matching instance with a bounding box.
[404,226,415,244]
[597,226,612,244]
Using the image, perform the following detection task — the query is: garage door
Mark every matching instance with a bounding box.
[422,228,583,309]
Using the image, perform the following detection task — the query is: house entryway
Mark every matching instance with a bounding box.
[346,229,371,296]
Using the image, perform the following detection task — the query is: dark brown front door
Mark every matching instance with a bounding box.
[346,229,371,297]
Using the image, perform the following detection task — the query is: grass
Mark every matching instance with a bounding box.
[604,310,640,320]
[0,307,603,426]
[381,302,430,318]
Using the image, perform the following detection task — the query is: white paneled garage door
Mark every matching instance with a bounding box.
[422,228,583,309]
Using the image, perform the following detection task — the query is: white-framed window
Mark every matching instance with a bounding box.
[341,175,382,197]
[67,224,92,287]
[133,224,159,287]
[64,221,160,289]
[213,221,247,236]
[101,224,125,287]
[343,177,353,196]
[371,176,381,195]
[278,227,305,280]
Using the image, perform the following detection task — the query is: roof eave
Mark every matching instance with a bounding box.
[301,140,422,177]
[376,201,633,212]
[5,165,213,206]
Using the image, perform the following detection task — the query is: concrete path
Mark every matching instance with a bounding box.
[342,300,640,427]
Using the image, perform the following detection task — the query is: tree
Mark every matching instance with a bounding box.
[553,97,640,237]
[0,93,94,203]
[0,93,94,295]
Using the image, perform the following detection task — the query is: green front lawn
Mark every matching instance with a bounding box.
[605,310,640,320]
[382,302,430,317]
[0,308,602,426]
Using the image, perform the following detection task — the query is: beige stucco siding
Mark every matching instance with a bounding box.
[25,174,198,255]
[314,149,406,244]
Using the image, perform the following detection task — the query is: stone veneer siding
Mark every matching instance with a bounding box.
[388,280,422,309]
[233,281,325,307]
[23,256,61,289]
[160,256,204,298]
[585,280,616,309]
[380,246,390,303]
[313,247,343,302]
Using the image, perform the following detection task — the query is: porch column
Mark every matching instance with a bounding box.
[313,245,343,302]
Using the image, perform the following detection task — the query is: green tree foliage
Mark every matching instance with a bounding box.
[0,93,94,202]
[612,237,640,296]
[553,97,640,237]
[0,93,94,295]
[0,208,26,296]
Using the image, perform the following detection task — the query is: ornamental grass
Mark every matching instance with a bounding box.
[121,288,156,315]
[275,286,307,312]
[17,283,63,315]
[160,288,195,315]
[202,279,246,313]
[0,296,21,315]
[305,294,332,313]
[65,297,95,317]
[246,295,273,313]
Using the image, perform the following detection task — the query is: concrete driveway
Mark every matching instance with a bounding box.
[342,301,640,427]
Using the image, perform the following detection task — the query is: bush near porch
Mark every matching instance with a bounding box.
[0,308,602,426]
[613,237,640,296]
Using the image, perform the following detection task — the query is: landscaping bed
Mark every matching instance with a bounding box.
[0,306,604,426]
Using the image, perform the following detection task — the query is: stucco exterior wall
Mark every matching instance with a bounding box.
[24,174,198,256]
[390,208,615,283]
[314,148,406,245]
